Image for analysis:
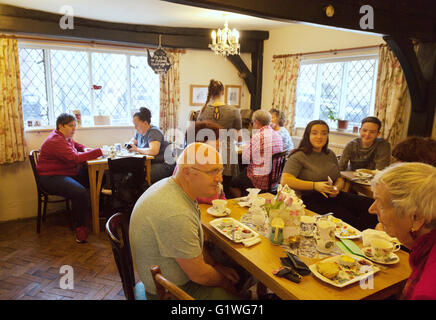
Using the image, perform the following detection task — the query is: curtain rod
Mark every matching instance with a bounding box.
[273,44,386,59]
[2,33,186,53]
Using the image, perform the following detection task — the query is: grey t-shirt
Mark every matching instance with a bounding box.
[338,137,391,171]
[129,177,203,295]
[198,104,242,176]
[283,149,340,193]
[134,125,169,162]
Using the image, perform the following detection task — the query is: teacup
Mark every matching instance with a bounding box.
[212,199,227,213]
[362,229,401,250]
[370,238,400,258]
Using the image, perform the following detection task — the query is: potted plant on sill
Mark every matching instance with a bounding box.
[324,105,349,131]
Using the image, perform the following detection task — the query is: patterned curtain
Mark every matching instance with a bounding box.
[374,46,411,147]
[0,36,26,164]
[272,55,300,134]
[159,50,181,140]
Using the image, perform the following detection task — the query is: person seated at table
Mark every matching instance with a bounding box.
[229,109,283,198]
[392,136,436,166]
[368,162,436,299]
[339,116,391,171]
[197,79,242,195]
[37,113,103,243]
[129,143,244,300]
[280,120,378,231]
[128,107,174,184]
[181,121,226,204]
[374,136,436,232]
[269,108,294,151]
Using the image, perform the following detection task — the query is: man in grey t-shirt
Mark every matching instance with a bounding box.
[339,117,391,171]
[129,143,241,300]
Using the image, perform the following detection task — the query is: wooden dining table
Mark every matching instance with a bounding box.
[86,154,154,234]
[341,171,373,198]
[200,193,411,300]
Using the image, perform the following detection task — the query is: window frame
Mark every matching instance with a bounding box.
[295,52,379,130]
[18,40,160,129]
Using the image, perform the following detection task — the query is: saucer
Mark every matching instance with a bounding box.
[362,247,400,265]
[207,207,231,217]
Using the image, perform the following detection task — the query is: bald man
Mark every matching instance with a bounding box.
[129,143,242,300]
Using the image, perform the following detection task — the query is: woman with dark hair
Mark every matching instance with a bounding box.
[128,107,173,184]
[37,113,103,243]
[198,79,242,196]
[184,120,223,150]
[270,108,294,151]
[178,121,226,204]
[280,120,378,231]
[392,136,436,166]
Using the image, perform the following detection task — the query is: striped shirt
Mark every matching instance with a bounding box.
[242,125,283,190]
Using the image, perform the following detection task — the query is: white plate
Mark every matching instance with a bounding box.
[117,152,135,158]
[362,247,400,265]
[309,254,380,288]
[207,207,231,217]
[327,216,362,239]
[209,217,259,243]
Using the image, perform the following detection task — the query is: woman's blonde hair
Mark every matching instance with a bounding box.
[372,162,436,228]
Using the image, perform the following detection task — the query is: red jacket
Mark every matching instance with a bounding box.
[402,229,436,300]
[37,130,103,176]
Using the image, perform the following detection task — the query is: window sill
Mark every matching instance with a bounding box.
[294,127,359,137]
[25,125,134,133]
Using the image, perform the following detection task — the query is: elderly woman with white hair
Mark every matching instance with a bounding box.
[229,109,283,197]
[368,162,436,300]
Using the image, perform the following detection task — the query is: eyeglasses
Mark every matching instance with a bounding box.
[190,167,223,177]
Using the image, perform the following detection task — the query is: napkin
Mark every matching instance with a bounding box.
[242,237,261,247]
[338,239,365,257]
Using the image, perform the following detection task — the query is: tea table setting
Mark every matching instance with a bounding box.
[199,185,411,299]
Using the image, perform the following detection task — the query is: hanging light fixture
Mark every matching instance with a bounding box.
[209,20,240,57]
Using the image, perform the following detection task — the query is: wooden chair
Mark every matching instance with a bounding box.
[150,265,194,300]
[105,212,146,300]
[29,150,73,233]
[264,149,290,194]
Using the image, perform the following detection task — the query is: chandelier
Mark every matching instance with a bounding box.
[209,21,240,57]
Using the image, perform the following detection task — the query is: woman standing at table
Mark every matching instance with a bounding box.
[198,79,242,196]
[128,107,174,184]
[280,120,378,231]
[368,162,436,299]
[37,113,103,243]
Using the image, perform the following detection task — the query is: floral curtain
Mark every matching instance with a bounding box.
[0,36,26,164]
[159,50,182,140]
[272,55,300,134]
[374,45,411,147]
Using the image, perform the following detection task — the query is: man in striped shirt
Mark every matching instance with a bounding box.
[229,110,283,197]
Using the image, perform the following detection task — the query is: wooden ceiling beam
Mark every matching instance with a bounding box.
[0,4,268,52]
[164,0,436,41]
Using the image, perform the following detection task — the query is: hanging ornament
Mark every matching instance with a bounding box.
[147,35,172,75]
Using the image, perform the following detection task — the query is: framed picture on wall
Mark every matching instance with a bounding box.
[189,85,209,106]
[225,85,242,107]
